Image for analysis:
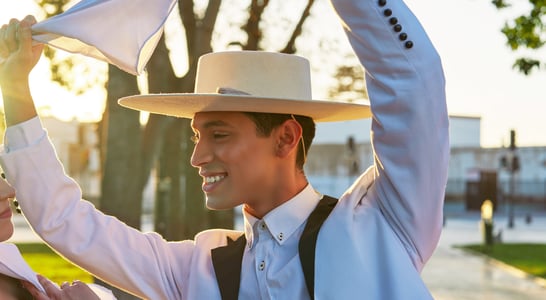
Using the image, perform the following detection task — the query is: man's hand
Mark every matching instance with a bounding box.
[22,275,100,300]
[0,15,42,126]
[0,15,43,84]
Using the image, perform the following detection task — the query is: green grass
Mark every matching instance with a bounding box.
[15,243,94,284]
[459,243,546,279]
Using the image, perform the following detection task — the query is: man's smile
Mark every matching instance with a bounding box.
[202,173,227,193]
[205,175,226,184]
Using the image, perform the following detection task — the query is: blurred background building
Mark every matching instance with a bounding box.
[307,115,546,214]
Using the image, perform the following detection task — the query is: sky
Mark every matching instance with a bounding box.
[0,0,545,147]
[405,0,546,148]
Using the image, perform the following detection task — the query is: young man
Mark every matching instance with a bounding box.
[0,0,449,299]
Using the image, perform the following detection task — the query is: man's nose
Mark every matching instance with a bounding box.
[190,140,212,167]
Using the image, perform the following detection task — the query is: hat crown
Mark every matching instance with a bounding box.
[118,50,371,122]
[195,51,312,100]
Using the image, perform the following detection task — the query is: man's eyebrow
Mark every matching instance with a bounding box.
[194,120,232,130]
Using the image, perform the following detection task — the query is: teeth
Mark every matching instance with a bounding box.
[205,175,225,183]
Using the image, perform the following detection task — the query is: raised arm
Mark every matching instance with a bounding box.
[331,0,449,267]
[0,17,190,299]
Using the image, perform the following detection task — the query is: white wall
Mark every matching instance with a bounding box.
[314,115,481,147]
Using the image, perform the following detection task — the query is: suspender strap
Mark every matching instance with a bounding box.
[298,195,338,299]
[211,195,338,300]
[211,235,247,300]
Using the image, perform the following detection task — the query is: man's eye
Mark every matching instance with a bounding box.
[213,133,228,139]
[190,135,199,144]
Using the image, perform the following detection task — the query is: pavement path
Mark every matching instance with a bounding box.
[423,212,546,300]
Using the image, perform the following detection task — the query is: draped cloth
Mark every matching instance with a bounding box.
[30,0,176,75]
[0,243,45,293]
[0,243,117,299]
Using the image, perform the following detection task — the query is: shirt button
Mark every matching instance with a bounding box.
[260,223,266,230]
[259,261,266,271]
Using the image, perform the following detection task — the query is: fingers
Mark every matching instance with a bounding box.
[62,281,100,300]
[21,280,51,300]
[4,19,18,53]
[37,274,62,298]
[0,19,20,65]
[18,16,35,56]
[0,24,8,59]
[36,275,100,300]
[0,15,43,86]
[22,15,38,26]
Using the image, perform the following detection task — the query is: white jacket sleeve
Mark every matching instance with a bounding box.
[0,118,192,299]
[332,0,449,267]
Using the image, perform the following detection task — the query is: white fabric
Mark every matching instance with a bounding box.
[31,0,177,75]
[0,243,117,299]
[239,185,322,299]
[0,0,449,298]
[0,243,45,293]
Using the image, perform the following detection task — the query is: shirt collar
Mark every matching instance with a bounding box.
[242,184,322,248]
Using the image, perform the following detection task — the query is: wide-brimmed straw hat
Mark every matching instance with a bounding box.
[118,51,371,122]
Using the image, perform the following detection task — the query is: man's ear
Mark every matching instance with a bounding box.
[275,119,302,158]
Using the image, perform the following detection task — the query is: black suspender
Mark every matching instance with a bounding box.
[211,195,338,300]
[298,195,338,299]
[211,234,247,300]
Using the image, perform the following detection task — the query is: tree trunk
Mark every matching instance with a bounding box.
[154,0,233,239]
[101,66,142,228]
[97,66,142,299]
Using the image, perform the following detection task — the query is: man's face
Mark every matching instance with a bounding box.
[191,112,278,210]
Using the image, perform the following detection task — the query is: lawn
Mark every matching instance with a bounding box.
[16,243,94,284]
[459,243,546,280]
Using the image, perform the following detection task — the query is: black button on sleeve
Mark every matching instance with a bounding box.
[383,9,392,17]
[399,33,408,41]
[378,0,387,7]
[405,41,414,49]
[393,24,402,32]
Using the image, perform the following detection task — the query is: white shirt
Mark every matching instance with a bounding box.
[240,185,321,300]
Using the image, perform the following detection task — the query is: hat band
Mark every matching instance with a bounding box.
[216,87,251,96]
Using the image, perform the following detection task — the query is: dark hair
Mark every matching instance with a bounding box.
[243,112,315,169]
[0,273,34,300]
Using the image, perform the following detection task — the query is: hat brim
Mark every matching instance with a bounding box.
[118,94,371,122]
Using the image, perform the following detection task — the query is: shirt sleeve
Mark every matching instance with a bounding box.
[332,0,449,268]
[3,117,46,153]
[0,118,193,299]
